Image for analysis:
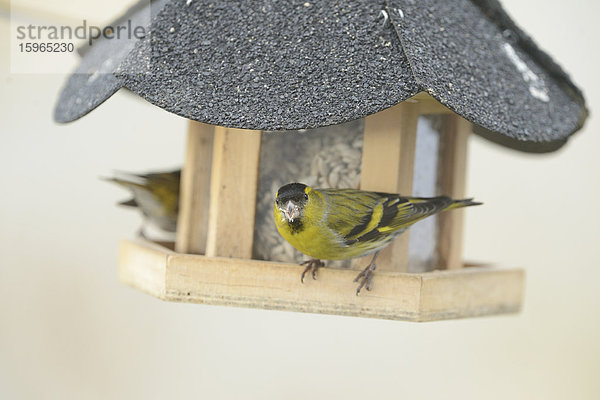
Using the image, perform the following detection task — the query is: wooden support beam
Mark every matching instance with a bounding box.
[175,121,214,254]
[437,114,471,270]
[205,127,261,259]
[359,102,419,272]
[119,239,525,322]
[407,92,453,115]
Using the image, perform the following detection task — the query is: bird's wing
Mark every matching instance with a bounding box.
[319,189,382,239]
[321,189,452,245]
[140,169,181,185]
[388,197,453,228]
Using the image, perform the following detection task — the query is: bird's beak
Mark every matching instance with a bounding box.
[280,200,300,222]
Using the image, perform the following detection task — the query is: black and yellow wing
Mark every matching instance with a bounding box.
[319,189,478,246]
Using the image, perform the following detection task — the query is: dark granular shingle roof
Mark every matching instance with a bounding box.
[389,0,587,151]
[54,0,588,152]
[54,0,169,123]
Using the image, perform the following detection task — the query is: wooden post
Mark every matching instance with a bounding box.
[205,127,261,259]
[437,114,471,270]
[410,92,453,115]
[359,102,419,272]
[175,121,215,254]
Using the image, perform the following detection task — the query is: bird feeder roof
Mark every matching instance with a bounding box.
[54,0,588,152]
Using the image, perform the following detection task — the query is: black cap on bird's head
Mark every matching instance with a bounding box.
[275,183,309,223]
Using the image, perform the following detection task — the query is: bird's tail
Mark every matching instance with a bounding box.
[118,198,138,208]
[444,198,483,211]
[101,173,149,209]
[101,173,148,190]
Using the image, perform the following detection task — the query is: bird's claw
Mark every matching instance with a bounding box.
[300,259,324,283]
[353,261,377,295]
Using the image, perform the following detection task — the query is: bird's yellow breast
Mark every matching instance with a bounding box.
[273,200,381,260]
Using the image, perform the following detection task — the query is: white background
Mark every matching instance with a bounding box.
[1,0,599,398]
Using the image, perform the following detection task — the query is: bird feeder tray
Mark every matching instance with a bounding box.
[119,239,524,321]
[54,0,587,321]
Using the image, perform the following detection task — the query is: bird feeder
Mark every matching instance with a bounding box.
[55,0,587,321]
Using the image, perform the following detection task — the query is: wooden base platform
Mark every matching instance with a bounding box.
[119,239,525,322]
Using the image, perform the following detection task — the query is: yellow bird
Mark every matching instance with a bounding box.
[105,169,180,238]
[273,182,481,294]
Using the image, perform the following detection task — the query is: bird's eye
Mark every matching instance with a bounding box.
[304,193,309,200]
